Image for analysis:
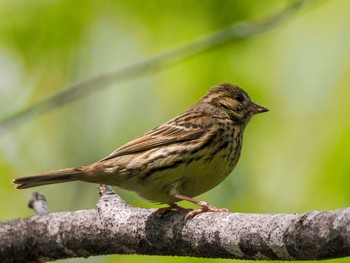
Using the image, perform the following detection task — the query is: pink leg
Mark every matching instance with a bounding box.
[173,193,228,220]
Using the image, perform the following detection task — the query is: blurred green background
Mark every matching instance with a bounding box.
[1,0,350,262]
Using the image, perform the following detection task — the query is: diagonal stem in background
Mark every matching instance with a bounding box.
[0,0,311,132]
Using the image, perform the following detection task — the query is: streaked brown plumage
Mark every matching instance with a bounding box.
[13,83,268,218]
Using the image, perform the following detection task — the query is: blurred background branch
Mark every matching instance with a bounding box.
[0,0,308,132]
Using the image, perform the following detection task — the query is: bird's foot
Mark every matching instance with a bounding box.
[184,201,228,220]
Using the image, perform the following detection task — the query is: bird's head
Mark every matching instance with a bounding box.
[192,83,268,125]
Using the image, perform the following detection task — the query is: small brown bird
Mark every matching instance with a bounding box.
[13,83,268,219]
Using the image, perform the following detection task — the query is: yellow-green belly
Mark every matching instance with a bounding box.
[125,140,240,203]
[83,128,242,204]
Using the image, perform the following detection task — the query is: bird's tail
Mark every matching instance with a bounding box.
[13,167,85,189]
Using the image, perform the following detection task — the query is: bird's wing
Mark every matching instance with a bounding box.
[99,114,212,162]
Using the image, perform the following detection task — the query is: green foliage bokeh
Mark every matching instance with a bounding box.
[0,0,350,262]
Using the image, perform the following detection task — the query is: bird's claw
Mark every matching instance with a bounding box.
[184,205,228,220]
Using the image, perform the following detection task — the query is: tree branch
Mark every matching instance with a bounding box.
[1,187,349,262]
[0,0,312,132]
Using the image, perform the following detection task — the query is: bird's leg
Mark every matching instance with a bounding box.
[157,202,192,213]
[173,193,228,220]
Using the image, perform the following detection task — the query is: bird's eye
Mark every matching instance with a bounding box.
[234,94,244,102]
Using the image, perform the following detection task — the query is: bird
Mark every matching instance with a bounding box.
[13,83,268,219]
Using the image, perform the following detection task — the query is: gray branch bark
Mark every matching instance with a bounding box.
[1,187,349,262]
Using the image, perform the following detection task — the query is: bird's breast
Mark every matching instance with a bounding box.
[130,125,243,203]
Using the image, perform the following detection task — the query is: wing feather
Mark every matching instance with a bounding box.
[99,113,211,162]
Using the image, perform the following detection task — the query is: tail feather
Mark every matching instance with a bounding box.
[13,168,84,189]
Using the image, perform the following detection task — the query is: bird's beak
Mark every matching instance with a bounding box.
[250,102,269,114]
